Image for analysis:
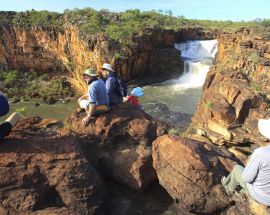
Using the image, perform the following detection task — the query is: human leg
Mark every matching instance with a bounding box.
[5,112,20,127]
[221,165,248,194]
[0,112,20,142]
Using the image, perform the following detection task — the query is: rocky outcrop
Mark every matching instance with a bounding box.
[190,28,270,154]
[0,117,106,215]
[152,135,240,214]
[64,102,168,191]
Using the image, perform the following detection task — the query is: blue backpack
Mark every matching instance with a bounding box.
[0,93,9,117]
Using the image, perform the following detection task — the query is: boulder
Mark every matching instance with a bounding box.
[64,102,168,191]
[152,135,240,214]
[0,117,106,215]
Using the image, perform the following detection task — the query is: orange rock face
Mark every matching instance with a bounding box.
[0,117,106,215]
[66,102,168,191]
[0,21,216,93]
[191,28,270,149]
[152,135,239,214]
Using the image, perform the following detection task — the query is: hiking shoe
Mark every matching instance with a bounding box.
[221,176,234,196]
[232,191,247,202]
[221,176,227,186]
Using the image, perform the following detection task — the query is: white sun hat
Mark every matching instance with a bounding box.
[102,63,115,72]
[258,118,270,140]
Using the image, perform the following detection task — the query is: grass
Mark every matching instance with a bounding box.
[248,53,260,63]
[168,127,180,136]
[15,107,27,117]
[204,101,214,110]
[251,83,261,92]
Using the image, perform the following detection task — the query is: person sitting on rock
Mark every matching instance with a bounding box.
[126,87,144,110]
[101,63,123,106]
[0,91,20,142]
[78,68,110,125]
[221,118,270,207]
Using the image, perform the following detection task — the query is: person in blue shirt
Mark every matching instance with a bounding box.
[221,118,270,207]
[101,63,123,106]
[78,68,109,125]
[0,92,20,142]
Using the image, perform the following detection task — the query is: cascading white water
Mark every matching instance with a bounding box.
[173,40,217,89]
[141,40,218,114]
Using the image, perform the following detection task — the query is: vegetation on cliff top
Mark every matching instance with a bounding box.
[2,8,270,43]
[0,70,73,104]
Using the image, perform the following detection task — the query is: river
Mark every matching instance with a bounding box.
[5,40,217,125]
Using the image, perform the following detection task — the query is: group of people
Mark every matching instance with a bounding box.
[78,63,144,125]
[0,91,20,142]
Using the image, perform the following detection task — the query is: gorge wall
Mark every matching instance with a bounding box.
[189,28,270,159]
[0,13,216,92]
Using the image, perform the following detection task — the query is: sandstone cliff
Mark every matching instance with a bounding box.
[0,11,215,93]
[189,28,270,161]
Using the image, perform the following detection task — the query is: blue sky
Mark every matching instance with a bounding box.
[0,0,269,21]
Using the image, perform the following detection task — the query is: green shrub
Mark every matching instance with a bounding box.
[0,70,72,102]
[205,101,214,110]
[251,83,261,92]
[15,107,26,117]
[168,127,180,135]
[248,53,260,62]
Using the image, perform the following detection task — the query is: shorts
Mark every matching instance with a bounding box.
[79,99,89,109]
[0,122,12,142]
[79,100,110,116]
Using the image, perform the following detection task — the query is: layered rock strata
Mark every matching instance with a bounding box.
[190,28,270,154]
[0,12,216,91]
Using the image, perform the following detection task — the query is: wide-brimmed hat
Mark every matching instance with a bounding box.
[83,68,97,77]
[258,118,270,139]
[131,87,144,97]
[102,63,115,72]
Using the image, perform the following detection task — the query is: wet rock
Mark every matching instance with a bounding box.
[0,117,106,215]
[152,135,240,214]
[143,103,192,131]
[65,102,168,191]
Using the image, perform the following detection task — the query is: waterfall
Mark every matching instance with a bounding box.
[173,40,217,89]
[141,39,218,114]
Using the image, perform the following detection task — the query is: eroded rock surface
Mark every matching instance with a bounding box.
[64,102,168,191]
[152,135,240,214]
[190,28,270,154]
[0,117,106,215]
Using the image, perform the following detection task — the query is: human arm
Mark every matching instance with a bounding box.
[81,84,97,125]
[82,103,96,125]
[78,93,88,102]
[242,150,260,183]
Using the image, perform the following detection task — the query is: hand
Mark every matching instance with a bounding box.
[82,116,91,126]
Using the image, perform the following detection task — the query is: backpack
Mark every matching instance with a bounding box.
[118,79,127,97]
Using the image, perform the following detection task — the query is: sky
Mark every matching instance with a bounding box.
[0,0,269,21]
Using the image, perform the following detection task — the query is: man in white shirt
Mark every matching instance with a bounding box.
[221,118,270,206]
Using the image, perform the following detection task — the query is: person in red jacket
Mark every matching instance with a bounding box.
[127,87,144,109]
